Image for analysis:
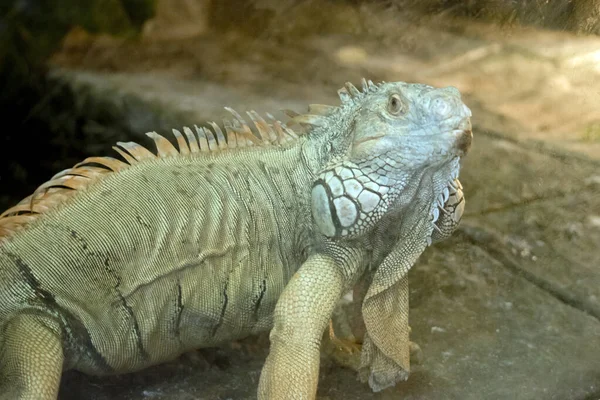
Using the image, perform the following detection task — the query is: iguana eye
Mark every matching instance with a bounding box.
[388,94,406,116]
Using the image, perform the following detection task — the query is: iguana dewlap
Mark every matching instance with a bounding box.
[0,79,471,399]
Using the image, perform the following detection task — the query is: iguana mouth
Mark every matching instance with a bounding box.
[354,134,386,145]
[453,117,472,156]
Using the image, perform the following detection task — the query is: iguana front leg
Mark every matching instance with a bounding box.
[258,248,366,399]
[0,313,64,400]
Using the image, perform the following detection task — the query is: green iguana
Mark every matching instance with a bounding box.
[0,79,472,399]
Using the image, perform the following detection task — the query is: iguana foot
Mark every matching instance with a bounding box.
[323,320,362,371]
[328,320,362,354]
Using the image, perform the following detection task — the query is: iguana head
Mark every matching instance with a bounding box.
[311,80,472,239]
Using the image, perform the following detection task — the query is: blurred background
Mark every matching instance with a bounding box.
[1,1,599,399]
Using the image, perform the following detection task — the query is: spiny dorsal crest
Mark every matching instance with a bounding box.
[337,78,381,104]
[0,109,301,240]
[0,79,379,240]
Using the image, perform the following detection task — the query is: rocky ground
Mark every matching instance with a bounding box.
[6,6,600,400]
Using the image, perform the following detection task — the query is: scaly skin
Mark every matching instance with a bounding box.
[0,80,471,399]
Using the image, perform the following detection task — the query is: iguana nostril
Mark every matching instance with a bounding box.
[455,118,473,155]
[457,118,471,132]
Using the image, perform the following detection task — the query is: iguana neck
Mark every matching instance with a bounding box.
[368,157,460,265]
[299,106,359,174]
[392,157,460,219]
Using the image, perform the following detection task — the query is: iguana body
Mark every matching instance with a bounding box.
[0,80,472,399]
